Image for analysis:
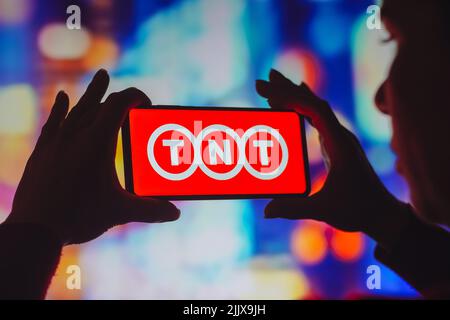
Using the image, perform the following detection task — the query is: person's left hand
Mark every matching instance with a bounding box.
[5,69,180,245]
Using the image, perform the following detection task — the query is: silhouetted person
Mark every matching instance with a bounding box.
[257,0,450,299]
[1,0,449,300]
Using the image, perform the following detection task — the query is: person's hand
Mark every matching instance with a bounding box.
[4,69,180,245]
[256,69,411,245]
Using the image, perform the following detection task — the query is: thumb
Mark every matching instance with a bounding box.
[265,196,325,221]
[118,196,181,224]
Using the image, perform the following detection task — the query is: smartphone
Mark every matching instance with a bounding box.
[121,106,310,199]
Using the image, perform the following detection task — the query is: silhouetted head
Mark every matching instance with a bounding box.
[375,0,450,226]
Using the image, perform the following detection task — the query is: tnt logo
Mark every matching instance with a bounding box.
[147,123,288,181]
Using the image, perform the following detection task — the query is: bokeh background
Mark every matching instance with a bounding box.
[0,0,418,299]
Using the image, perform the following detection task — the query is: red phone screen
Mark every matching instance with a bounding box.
[123,107,309,198]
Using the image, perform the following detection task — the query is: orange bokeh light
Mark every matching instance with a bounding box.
[46,246,82,299]
[82,36,119,71]
[330,230,365,262]
[291,221,327,265]
[274,49,323,91]
[311,171,327,195]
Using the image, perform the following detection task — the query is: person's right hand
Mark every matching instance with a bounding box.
[256,69,411,244]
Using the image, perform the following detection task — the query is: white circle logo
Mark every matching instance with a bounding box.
[147,124,289,181]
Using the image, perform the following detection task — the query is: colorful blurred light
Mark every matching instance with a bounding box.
[0,203,7,223]
[305,126,323,165]
[272,49,322,91]
[0,0,32,25]
[334,109,355,133]
[223,255,310,299]
[367,144,396,175]
[243,268,308,300]
[0,90,35,185]
[82,36,119,71]
[0,135,33,187]
[306,110,355,167]
[309,5,348,57]
[351,16,396,142]
[115,130,125,188]
[330,230,365,263]
[291,221,327,265]
[79,199,254,299]
[38,23,91,60]
[118,0,249,103]
[0,84,36,134]
[311,171,327,195]
[181,200,253,266]
[46,246,82,300]
[106,76,177,104]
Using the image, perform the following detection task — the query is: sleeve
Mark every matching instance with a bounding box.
[0,223,63,300]
[374,214,450,299]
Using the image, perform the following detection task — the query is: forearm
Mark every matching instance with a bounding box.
[367,204,450,298]
[0,222,62,299]
[365,201,415,250]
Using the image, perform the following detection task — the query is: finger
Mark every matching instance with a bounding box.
[268,69,321,103]
[38,91,69,145]
[261,74,340,156]
[256,80,305,107]
[257,69,331,120]
[95,87,151,139]
[255,79,276,99]
[257,79,324,118]
[257,73,344,160]
[264,197,325,221]
[269,68,296,86]
[256,69,299,99]
[64,69,110,130]
[271,98,344,161]
[117,195,181,224]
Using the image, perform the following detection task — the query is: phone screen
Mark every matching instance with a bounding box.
[122,106,310,199]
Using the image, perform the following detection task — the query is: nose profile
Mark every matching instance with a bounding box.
[375,80,389,115]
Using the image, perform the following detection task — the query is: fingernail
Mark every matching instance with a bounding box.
[55,90,66,101]
[93,68,108,80]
